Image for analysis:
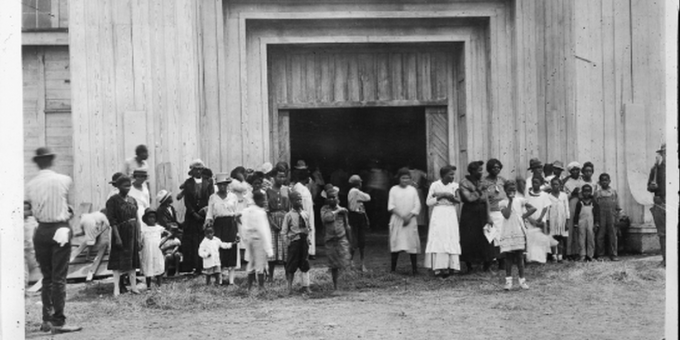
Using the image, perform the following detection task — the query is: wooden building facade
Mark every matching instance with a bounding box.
[23,0,668,237]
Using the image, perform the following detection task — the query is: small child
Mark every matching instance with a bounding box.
[140,208,165,288]
[282,191,312,294]
[594,173,621,261]
[198,227,235,285]
[525,176,554,264]
[547,177,570,262]
[24,201,39,287]
[347,174,371,272]
[322,187,352,290]
[574,184,599,261]
[241,191,274,290]
[159,223,183,276]
[499,181,537,290]
[79,209,110,249]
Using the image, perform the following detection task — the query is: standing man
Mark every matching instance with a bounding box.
[26,147,82,334]
[647,143,666,267]
[180,159,214,274]
[123,144,149,176]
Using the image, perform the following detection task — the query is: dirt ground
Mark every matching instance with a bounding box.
[24,232,666,340]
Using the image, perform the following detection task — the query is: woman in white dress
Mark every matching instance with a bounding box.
[129,169,151,224]
[388,168,422,275]
[424,165,461,278]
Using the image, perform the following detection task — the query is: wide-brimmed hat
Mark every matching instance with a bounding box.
[325,186,340,196]
[142,208,157,225]
[259,162,273,174]
[552,161,565,170]
[566,161,581,171]
[109,172,124,184]
[348,174,362,184]
[33,147,55,161]
[215,173,232,185]
[132,169,148,177]
[156,189,171,205]
[657,143,666,153]
[527,158,542,170]
[115,175,132,187]
[189,159,205,169]
[294,160,308,170]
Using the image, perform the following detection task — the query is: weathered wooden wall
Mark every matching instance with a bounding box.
[69,0,210,214]
[61,0,667,227]
[23,46,73,195]
[269,44,452,107]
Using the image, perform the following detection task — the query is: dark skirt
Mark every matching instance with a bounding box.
[214,216,238,267]
[459,203,498,263]
[108,219,141,271]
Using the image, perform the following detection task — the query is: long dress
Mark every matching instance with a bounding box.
[181,177,214,272]
[206,193,239,268]
[140,223,165,277]
[129,184,150,225]
[106,194,141,271]
[498,198,528,253]
[387,185,421,254]
[267,186,290,262]
[459,176,496,263]
[547,192,570,237]
[424,180,461,271]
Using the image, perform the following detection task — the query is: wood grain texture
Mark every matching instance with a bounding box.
[426,107,449,181]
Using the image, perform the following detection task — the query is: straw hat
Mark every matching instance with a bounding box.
[189,159,205,169]
[259,162,273,173]
[566,161,581,171]
[215,173,232,185]
[551,161,565,171]
[156,190,171,205]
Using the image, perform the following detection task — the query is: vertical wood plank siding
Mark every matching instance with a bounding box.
[62,0,666,227]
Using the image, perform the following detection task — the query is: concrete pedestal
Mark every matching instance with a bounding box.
[622,223,661,254]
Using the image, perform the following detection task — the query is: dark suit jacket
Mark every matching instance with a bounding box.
[182,178,214,218]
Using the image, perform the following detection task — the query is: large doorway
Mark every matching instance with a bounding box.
[289,107,427,179]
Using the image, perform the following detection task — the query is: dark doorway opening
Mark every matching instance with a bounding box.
[289,107,427,179]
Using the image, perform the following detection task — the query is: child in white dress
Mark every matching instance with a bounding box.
[140,209,165,288]
[199,227,236,285]
[547,177,570,262]
[499,181,537,291]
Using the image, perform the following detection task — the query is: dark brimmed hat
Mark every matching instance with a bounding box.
[528,158,542,170]
[33,147,55,161]
[109,172,124,185]
[294,160,308,170]
[142,208,157,225]
[115,175,132,187]
[132,169,148,177]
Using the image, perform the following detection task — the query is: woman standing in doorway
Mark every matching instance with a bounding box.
[266,165,291,282]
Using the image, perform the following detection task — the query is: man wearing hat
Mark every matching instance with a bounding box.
[180,159,214,274]
[547,161,566,185]
[525,158,550,195]
[26,147,82,334]
[156,189,179,231]
[647,143,666,266]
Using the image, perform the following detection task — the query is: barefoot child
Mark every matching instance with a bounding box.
[574,184,598,261]
[347,174,371,271]
[525,176,554,263]
[499,181,537,290]
[388,168,422,275]
[159,223,183,276]
[321,187,352,290]
[282,191,312,294]
[198,227,236,285]
[547,177,570,262]
[241,191,273,290]
[141,208,165,288]
[594,173,621,261]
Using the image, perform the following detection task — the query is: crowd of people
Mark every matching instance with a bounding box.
[23,143,667,334]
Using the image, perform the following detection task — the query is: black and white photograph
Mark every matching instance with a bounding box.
[0,0,677,339]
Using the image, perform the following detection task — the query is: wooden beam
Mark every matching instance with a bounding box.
[277,99,448,110]
[22,31,69,46]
